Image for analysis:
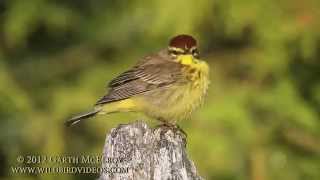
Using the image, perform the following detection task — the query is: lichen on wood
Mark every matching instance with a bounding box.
[99,121,203,180]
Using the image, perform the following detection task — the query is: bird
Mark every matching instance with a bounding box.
[66,34,209,127]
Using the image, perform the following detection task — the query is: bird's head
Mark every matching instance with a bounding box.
[168,34,200,65]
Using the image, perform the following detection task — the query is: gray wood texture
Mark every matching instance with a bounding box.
[99,121,203,180]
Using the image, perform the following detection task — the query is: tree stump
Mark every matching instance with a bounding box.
[99,121,203,180]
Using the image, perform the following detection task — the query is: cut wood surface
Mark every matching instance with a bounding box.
[99,121,203,180]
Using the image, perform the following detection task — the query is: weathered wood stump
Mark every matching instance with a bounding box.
[99,121,203,180]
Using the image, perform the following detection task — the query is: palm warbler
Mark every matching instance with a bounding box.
[66,34,209,126]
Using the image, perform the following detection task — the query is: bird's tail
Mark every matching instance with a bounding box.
[65,108,101,127]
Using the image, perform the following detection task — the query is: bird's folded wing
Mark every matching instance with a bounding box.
[95,62,183,105]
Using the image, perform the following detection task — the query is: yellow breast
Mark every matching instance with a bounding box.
[180,59,210,115]
[140,56,209,122]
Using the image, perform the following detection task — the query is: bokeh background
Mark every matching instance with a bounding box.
[1,0,320,180]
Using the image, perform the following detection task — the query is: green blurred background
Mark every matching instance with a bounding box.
[0,0,320,179]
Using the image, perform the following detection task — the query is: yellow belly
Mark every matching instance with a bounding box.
[138,61,209,123]
[99,60,209,124]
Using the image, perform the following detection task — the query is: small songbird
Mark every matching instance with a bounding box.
[66,34,209,126]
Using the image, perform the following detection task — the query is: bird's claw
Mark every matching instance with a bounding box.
[154,123,187,138]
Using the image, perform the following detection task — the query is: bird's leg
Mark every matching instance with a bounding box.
[174,124,188,138]
[154,118,187,138]
[156,117,169,124]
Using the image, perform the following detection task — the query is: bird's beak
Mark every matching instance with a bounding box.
[178,55,195,65]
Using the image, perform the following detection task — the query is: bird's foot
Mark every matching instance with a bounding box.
[154,123,187,139]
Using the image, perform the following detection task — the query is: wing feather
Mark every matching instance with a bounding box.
[108,69,138,87]
[96,60,182,105]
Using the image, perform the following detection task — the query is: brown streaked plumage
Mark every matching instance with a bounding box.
[95,51,184,105]
[66,34,209,126]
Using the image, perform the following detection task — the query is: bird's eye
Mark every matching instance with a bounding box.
[191,49,199,58]
[170,50,180,56]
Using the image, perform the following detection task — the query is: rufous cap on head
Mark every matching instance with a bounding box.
[169,34,197,50]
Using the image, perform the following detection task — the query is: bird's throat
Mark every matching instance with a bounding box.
[177,55,195,65]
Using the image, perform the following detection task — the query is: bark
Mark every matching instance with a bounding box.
[99,121,203,180]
